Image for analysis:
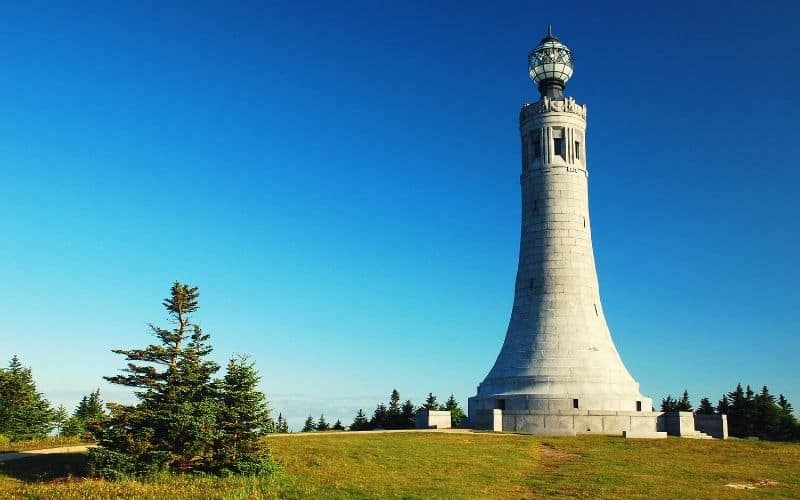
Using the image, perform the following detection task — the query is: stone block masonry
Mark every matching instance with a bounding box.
[469,30,655,433]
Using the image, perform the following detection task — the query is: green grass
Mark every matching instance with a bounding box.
[0,433,798,498]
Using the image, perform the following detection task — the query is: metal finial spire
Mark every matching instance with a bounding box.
[547,24,552,37]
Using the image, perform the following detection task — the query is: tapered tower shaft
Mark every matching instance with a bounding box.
[470,29,651,422]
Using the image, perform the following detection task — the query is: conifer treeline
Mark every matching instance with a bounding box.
[299,390,467,432]
[661,384,799,440]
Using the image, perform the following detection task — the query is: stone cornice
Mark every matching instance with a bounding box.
[520,96,587,121]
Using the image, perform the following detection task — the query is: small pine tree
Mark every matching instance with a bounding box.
[401,400,416,429]
[302,415,316,432]
[75,389,106,423]
[370,403,388,429]
[316,414,330,431]
[423,393,439,411]
[214,355,275,474]
[276,413,289,433]
[444,394,466,427]
[332,419,345,431]
[716,394,730,414]
[695,397,715,415]
[660,395,677,412]
[0,355,55,440]
[53,405,69,435]
[351,409,369,431]
[387,389,402,428]
[676,390,693,412]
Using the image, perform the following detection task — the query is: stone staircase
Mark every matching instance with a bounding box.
[680,429,713,439]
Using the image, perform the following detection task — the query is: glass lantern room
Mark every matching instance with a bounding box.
[528,26,574,98]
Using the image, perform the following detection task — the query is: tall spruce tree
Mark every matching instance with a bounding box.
[387,389,401,428]
[660,395,677,412]
[444,394,466,427]
[94,283,221,475]
[696,397,715,415]
[423,393,439,411]
[676,390,693,412]
[214,355,274,474]
[302,415,316,432]
[370,403,388,429]
[351,409,369,431]
[75,389,106,423]
[401,400,416,429]
[0,355,54,440]
[716,394,730,414]
[316,414,330,431]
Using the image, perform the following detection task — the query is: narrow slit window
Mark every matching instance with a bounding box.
[533,139,540,160]
[573,398,579,409]
[594,304,598,316]
[575,141,581,160]
[552,128,565,159]
[636,401,642,412]
[553,138,564,158]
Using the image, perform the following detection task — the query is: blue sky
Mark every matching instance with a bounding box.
[0,1,797,428]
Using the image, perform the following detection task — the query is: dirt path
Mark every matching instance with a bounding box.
[0,445,95,463]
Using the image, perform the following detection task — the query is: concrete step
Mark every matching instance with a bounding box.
[623,431,667,439]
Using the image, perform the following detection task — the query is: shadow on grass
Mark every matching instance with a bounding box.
[0,453,89,483]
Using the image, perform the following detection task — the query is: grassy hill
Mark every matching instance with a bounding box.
[1,432,798,498]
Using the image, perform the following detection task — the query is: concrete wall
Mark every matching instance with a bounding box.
[415,410,451,429]
[472,408,660,436]
[694,414,728,439]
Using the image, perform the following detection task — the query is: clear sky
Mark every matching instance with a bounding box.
[0,1,797,428]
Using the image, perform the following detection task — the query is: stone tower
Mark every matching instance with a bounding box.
[469,28,654,435]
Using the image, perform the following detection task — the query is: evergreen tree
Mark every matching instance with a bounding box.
[316,414,330,431]
[370,403,388,429]
[726,383,747,437]
[214,355,274,474]
[276,413,289,433]
[716,394,730,414]
[660,395,677,412]
[302,415,316,432]
[75,389,106,423]
[676,389,693,412]
[778,394,793,413]
[94,283,221,475]
[401,400,416,429]
[351,409,369,431]
[776,394,799,441]
[387,389,401,428]
[753,386,779,440]
[53,405,69,435]
[444,394,466,427]
[695,397,715,415]
[332,419,345,431]
[61,416,85,437]
[0,355,55,440]
[423,393,439,411]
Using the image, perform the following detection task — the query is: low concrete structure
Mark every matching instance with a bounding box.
[472,408,727,439]
[623,431,667,439]
[415,410,451,429]
[473,408,658,436]
[694,414,728,439]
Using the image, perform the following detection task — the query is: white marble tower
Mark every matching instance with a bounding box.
[469,28,653,434]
